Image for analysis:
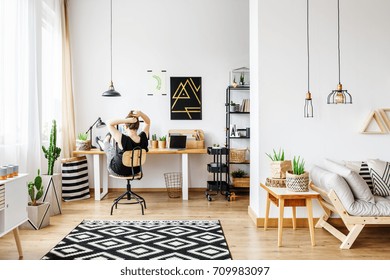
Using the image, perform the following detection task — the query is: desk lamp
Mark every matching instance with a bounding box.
[86,117,106,148]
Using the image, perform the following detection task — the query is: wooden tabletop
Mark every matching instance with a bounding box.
[260,183,320,199]
[72,148,207,156]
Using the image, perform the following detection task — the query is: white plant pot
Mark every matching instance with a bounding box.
[21,202,50,230]
[270,160,292,179]
[41,173,62,216]
[285,171,309,192]
[76,139,91,151]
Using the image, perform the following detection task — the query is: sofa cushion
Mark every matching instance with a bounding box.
[310,165,355,208]
[323,159,375,204]
[311,165,390,216]
[367,159,390,196]
[344,161,373,193]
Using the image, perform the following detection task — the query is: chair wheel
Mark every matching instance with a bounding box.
[207,195,212,201]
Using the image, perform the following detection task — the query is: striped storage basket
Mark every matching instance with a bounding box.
[61,156,90,201]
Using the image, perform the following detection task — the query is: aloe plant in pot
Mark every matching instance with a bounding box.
[266,148,292,179]
[286,156,309,192]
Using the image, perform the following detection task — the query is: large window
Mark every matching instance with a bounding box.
[0,0,62,174]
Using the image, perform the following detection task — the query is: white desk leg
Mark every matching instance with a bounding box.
[101,154,108,200]
[182,154,189,200]
[93,154,101,201]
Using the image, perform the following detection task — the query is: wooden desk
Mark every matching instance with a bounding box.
[72,148,207,201]
[260,183,320,247]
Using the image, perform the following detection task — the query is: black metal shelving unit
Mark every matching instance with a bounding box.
[225,85,250,189]
[205,147,231,201]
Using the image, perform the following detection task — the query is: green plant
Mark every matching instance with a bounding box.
[42,120,61,175]
[77,132,88,141]
[159,135,166,141]
[240,72,245,84]
[231,169,247,178]
[212,143,220,148]
[152,134,157,141]
[230,100,236,105]
[266,148,285,161]
[292,156,305,175]
[28,169,43,206]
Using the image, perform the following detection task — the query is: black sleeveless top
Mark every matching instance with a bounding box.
[110,132,149,176]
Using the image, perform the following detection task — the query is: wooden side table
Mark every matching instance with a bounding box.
[260,183,320,247]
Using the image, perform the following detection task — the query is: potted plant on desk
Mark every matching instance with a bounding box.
[158,135,166,149]
[76,132,91,151]
[151,134,158,149]
[21,169,50,230]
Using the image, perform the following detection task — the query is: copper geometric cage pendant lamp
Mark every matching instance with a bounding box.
[327,0,352,104]
[304,0,313,118]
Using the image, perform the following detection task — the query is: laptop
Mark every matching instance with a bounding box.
[168,135,187,150]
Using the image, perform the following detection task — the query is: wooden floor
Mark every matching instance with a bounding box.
[1,189,390,260]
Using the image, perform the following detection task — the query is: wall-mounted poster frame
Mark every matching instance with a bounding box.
[170,77,202,120]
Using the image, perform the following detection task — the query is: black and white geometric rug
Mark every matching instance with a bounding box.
[41,220,232,260]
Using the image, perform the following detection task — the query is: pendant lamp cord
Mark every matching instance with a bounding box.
[306,0,310,92]
[110,0,113,83]
[337,0,341,84]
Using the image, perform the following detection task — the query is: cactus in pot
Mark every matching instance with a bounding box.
[28,169,43,206]
[42,120,61,175]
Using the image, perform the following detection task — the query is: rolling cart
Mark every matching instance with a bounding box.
[206,147,231,201]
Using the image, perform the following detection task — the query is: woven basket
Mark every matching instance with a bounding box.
[232,177,250,187]
[265,177,286,188]
[285,171,309,192]
[230,148,246,163]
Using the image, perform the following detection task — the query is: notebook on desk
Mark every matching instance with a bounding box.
[168,135,187,150]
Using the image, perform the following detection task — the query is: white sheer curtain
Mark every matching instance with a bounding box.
[0,0,63,177]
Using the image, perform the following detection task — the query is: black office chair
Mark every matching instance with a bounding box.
[110,147,147,215]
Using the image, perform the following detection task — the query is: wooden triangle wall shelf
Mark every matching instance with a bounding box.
[361,110,389,134]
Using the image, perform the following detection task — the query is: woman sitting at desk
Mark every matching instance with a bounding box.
[97,110,150,176]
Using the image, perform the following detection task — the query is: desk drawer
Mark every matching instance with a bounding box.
[0,184,5,210]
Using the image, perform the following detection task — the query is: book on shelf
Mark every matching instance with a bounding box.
[239,99,250,112]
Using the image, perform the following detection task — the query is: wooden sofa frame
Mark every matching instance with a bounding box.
[310,181,390,249]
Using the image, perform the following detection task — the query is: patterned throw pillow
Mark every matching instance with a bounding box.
[367,159,390,197]
[345,161,374,193]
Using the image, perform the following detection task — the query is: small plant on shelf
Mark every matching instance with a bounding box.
[159,135,166,141]
[231,169,247,178]
[158,135,167,149]
[239,73,245,85]
[152,134,157,141]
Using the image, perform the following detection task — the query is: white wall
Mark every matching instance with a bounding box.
[250,0,390,218]
[68,0,249,189]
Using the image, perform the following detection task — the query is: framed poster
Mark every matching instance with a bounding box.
[147,70,167,96]
[170,77,202,120]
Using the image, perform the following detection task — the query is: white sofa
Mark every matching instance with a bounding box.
[310,158,390,249]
